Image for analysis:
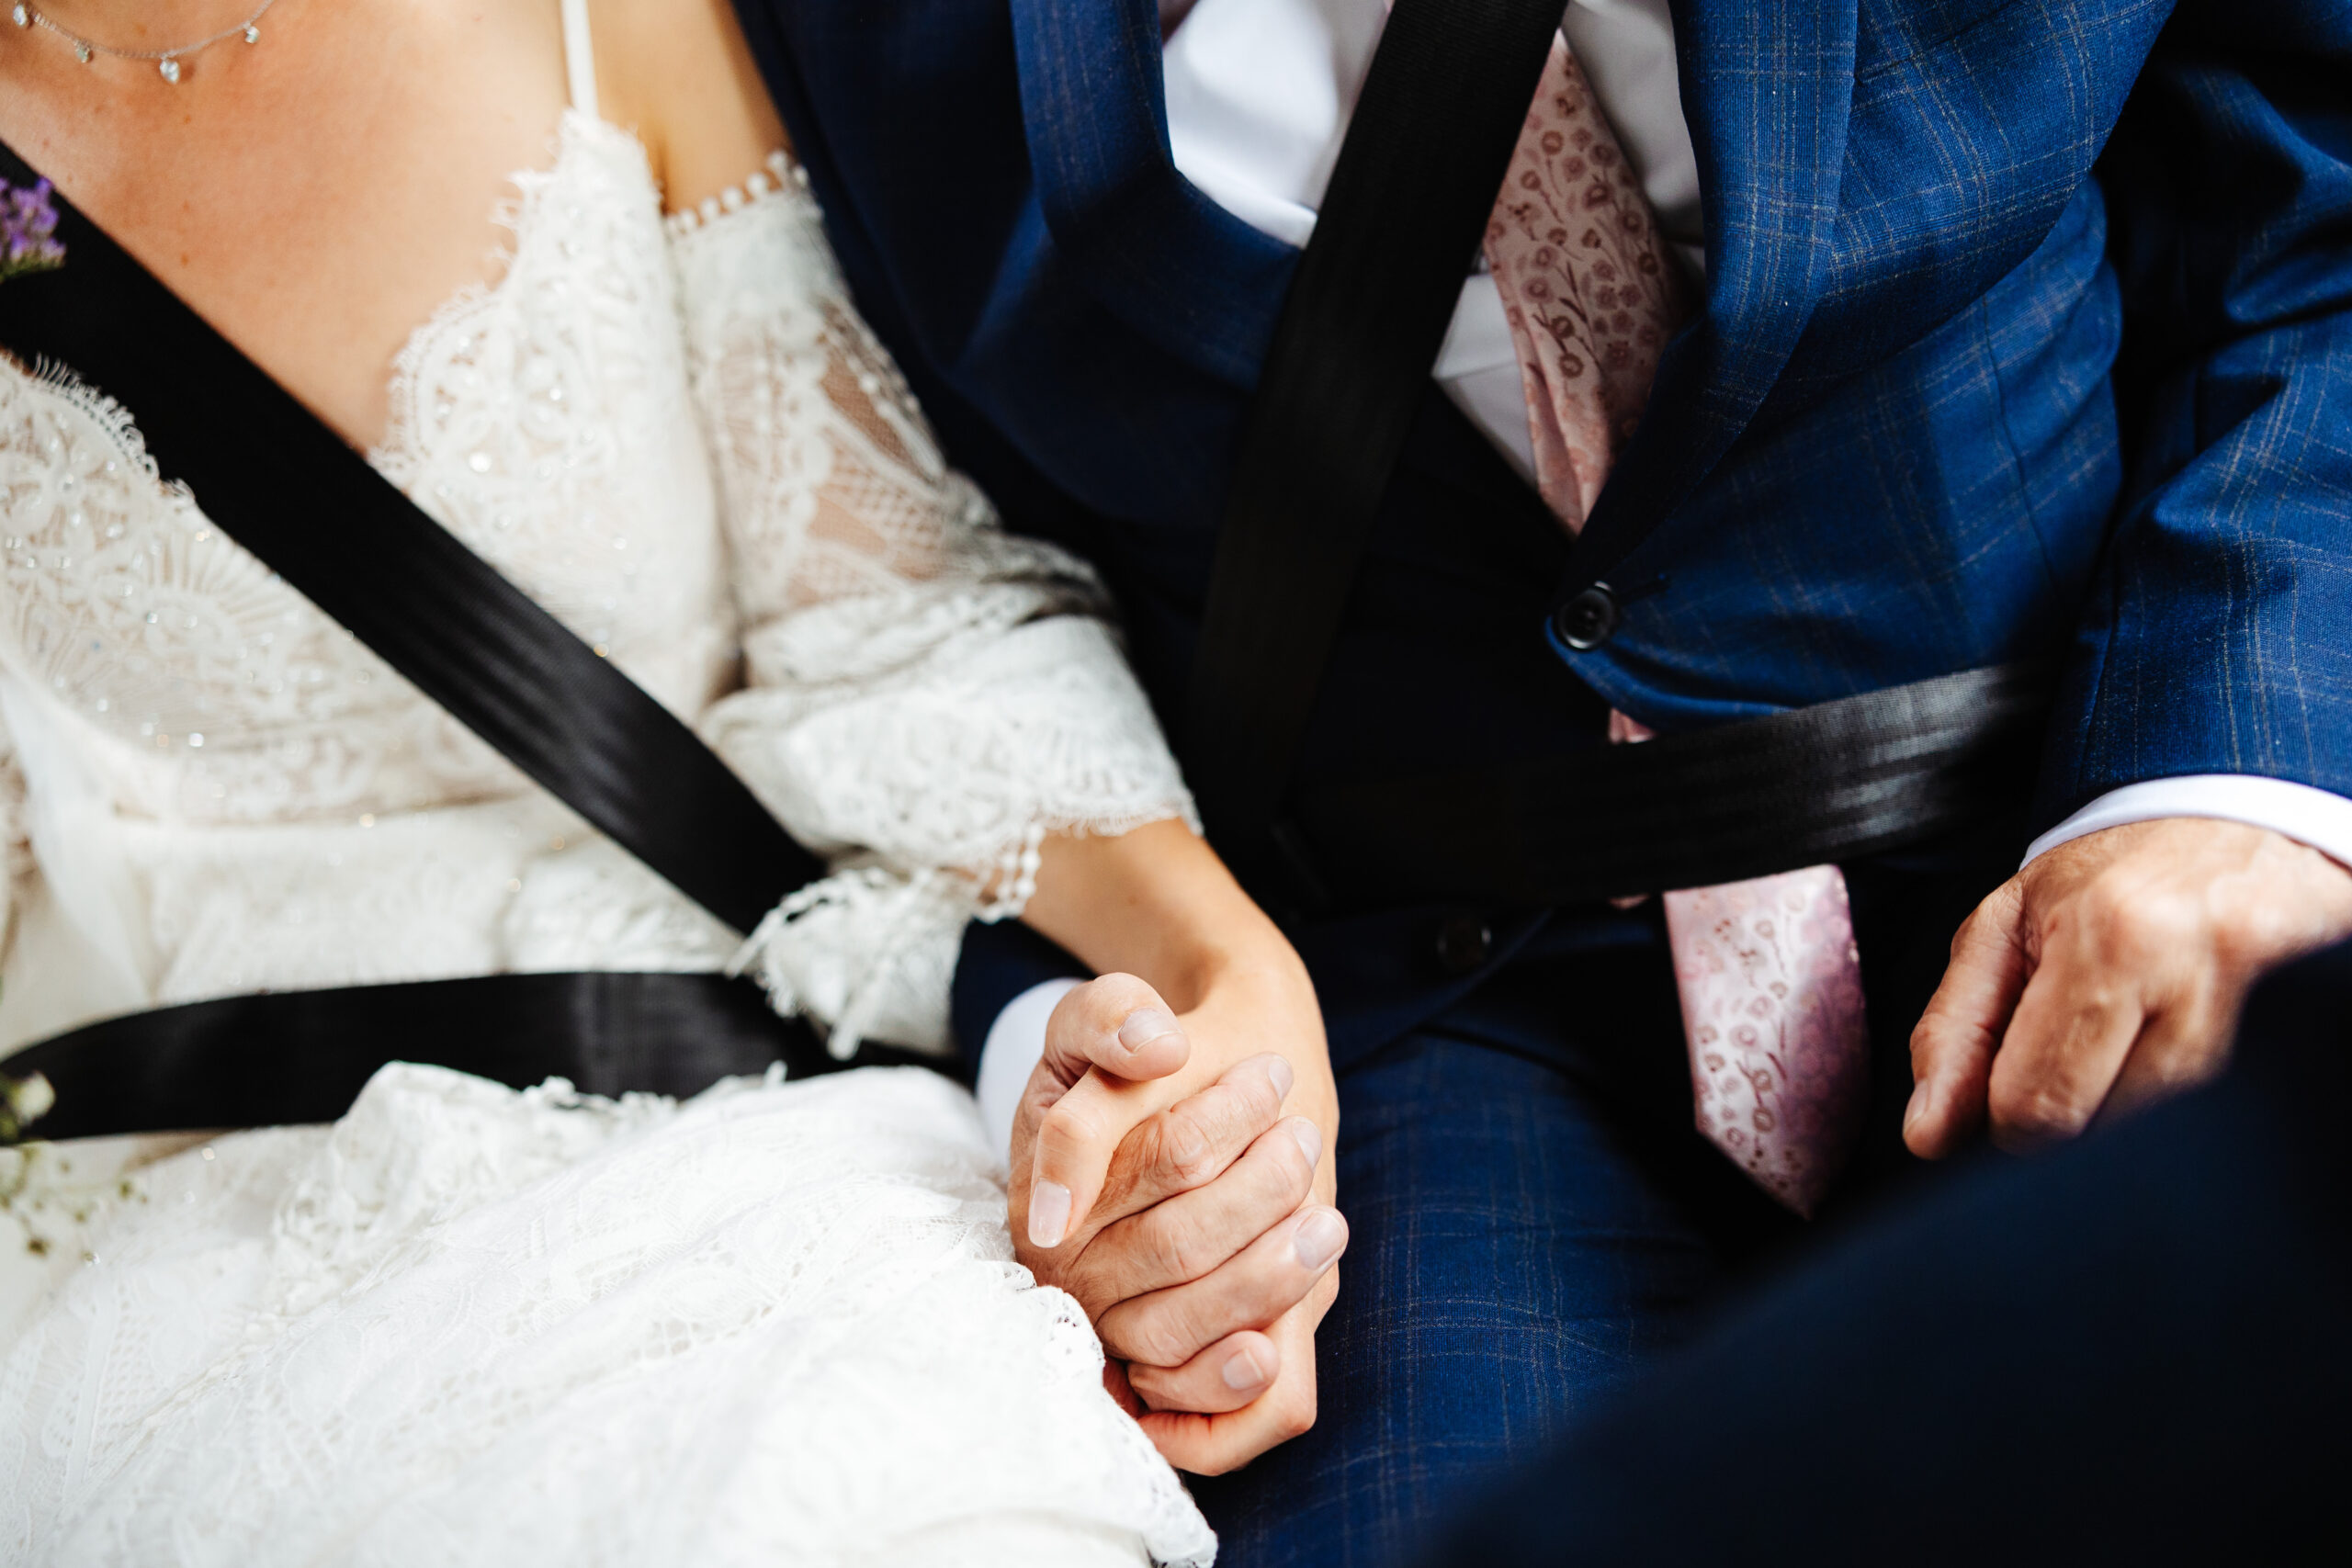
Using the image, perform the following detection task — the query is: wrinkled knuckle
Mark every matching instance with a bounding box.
[1157,1108,1218,1185]
[1993,1077,2090,1142]
[2027,1090,2094,1139]
[1136,1213,1213,1289]
[1127,1309,1201,1371]
[1125,1114,1206,1195]
[1957,882,2021,948]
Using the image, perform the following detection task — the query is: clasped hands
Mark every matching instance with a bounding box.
[1007,818,2352,1475]
[1007,964,1342,1476]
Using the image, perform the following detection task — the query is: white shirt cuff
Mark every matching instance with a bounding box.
[975,977,1081,1168]
[2024,775,2352,870]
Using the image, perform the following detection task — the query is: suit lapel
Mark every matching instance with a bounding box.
[1566,0,1861,588]
[1007,0,1295,387]
[1006,0,1862,547]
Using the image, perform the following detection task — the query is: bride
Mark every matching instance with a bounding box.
[0,0,1341,1561]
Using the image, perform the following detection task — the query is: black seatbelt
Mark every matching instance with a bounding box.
[1182,0,1569,858]
[1293,662,2049,906]
[0,141,824,939]
[1180,1,2052,903]
[1,974,957,1144]
[0,142,900,1140]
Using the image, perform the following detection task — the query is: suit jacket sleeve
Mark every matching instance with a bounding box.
[2046,6,2352,825]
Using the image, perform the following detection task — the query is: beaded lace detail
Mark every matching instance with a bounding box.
[0,112,1193,1055]
[663,147,798,236]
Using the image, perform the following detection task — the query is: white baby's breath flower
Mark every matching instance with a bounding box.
[2,1071,55,1139]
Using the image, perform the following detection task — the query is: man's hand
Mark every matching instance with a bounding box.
[1906,818,2352,1156]
[1008,966,1343,1475]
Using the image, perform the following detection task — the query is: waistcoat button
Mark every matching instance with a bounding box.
[1433,915,1494,976]
[1552,584,1621,650]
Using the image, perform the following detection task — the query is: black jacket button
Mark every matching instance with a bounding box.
[1434,915,1494,976]
[1552,583,1620,650]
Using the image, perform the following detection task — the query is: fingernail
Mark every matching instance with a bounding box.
[1028,1180,1071,1248]
[1903,1083,1930,1134]
[1267,1055,1295,1100]
[1117,1008,1182,1055]
[1294,1208,1346,1270]
[1222,1345,1269,1391]
[1287,1117,1321,1168]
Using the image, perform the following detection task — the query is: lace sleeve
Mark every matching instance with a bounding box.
[669,159,1195,1057]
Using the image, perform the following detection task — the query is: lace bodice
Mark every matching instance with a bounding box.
[0,114,1193,1055]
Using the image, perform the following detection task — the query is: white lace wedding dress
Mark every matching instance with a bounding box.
[0,24,1212,1563]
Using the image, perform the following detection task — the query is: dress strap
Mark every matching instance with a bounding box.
[560,0,600,120]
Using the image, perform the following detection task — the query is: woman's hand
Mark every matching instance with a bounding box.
[1008,822,1342,1474]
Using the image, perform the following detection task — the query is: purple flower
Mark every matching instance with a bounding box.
[1,178,66,282]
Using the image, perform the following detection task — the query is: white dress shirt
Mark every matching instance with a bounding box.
[1164,0,1702,487]
[975,0,2352,1147]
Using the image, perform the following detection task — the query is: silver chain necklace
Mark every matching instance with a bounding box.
[10,0,280,84]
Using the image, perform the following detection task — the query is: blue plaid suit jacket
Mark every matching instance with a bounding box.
[734,0,2352,845]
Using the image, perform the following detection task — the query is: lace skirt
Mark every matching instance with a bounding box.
[0,1065,1214,1567]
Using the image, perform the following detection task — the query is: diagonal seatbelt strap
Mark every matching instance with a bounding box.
[1182,0,1569,856]
[0,140,825,937]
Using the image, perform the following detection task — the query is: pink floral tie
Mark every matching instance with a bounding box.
[1487,38,1869,1215]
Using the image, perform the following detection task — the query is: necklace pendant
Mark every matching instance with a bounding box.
[9,6,28,29]
[74,40,89,62]
[243,23,258,42]
[158,55,180,83]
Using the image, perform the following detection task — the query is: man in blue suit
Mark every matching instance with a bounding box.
[727,0,2352,1559]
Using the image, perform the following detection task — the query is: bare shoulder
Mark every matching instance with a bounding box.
[588,0,787,214]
